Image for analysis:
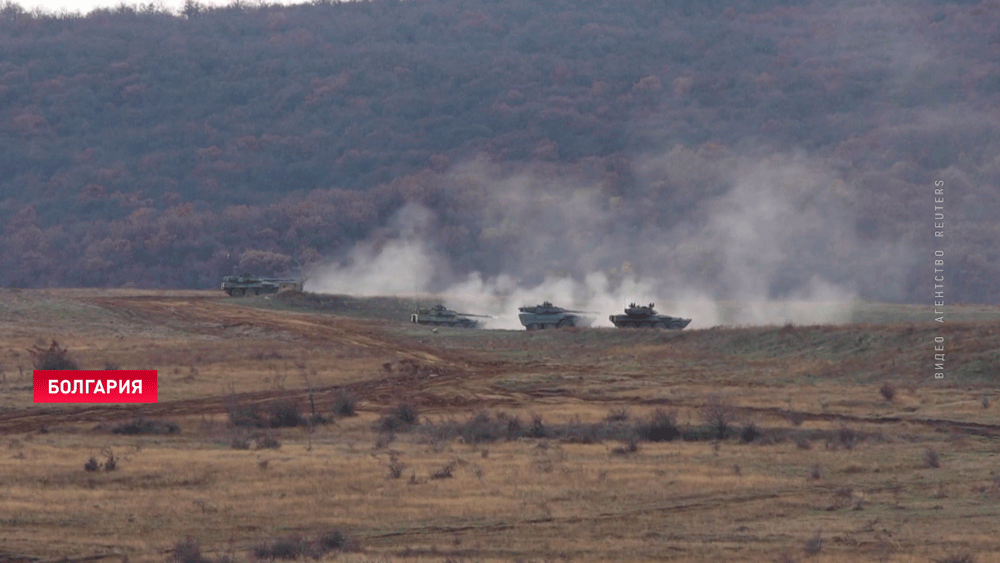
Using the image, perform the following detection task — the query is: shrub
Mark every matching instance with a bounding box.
[112,418,180,435]
[837,426,859,450]
[803,530,823,554]
[331,392,358,417]
[605,407,630,422]
[924,447,941,468]
[387,455,406,479]
[934,555,976,563]
[28,340,79,370]
[497,411,523,440]
[102,447,118,472]
[227,401,264,428]
[230,433,251,450]
[460,411,505,444]
[252,530,357,560]
[376,402,420,433]
[740,423,760,443]
[255,432,281,449]
[703,397,735,440]
[253,534,307,560]
[637,409,680,442]
[611,437,639,455]
[84,456,100,472]
[527,414,547,438]
[430,463,454,479]
[879,381,897,402]
[171,537,209,563]
[268,399,303,428]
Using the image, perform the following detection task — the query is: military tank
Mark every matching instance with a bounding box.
[518,301,595,330]
[221,274,303,297]
[410,304,490,328]
[610,303,691,329]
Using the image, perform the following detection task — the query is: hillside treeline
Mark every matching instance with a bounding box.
[0,0,997,302]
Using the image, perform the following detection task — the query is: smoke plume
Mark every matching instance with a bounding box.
[305,152,917,328]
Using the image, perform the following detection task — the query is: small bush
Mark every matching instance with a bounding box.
[637,409,680,442]
[527,414,547,438]
[102,447,118,472]
[227,401,265,428]
[605,407,630,422]
[253,534,307,560]
[317,529,350,552]
[171,536,209,563]
[430,463,454,479]
[112,418,180,435]
[376,402,419,433]
[84,456,100,472]
[837,426,859,450]
[28,340,80,370]
[393,402,419,425]
[460,411,505,444]
[924,447,941,468]
[387,456,406,479]
[879,381,897,402]
[740,423,760,443]
[252,530,357,560]
[795,436,812,450]
[268,400,303,428]
[703,397,735,440]
[255,432,281,449]
[331,392,358,417]
[934,554,976,563]
[230,432,251,450]
[803,530,823,554]
[611,437,639,455]
[497,411,523,440]
[810,465,822,480]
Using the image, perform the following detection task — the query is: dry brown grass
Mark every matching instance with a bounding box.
[1,289,1000,563]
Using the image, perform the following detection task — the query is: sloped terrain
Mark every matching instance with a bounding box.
[0,289,997,563]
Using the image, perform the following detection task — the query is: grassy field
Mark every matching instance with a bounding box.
[0,289,998,563]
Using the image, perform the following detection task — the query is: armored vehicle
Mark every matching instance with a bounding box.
[610,302,691,329]
[410,304,489,328]
[518,301,595,330]
[221,274,303,297]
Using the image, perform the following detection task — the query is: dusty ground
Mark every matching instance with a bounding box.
[0,289,997,563]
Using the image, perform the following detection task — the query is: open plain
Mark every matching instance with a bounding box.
[0,289,998,563]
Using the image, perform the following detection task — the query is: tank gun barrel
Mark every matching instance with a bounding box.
[455,313,494,318]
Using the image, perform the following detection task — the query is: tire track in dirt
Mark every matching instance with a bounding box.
[82,295,456,366]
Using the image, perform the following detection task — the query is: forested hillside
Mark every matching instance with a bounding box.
[1,0,998,302]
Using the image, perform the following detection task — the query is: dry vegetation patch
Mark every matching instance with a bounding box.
[2,291,999,563]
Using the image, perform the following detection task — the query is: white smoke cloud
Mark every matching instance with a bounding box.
[301,153,914,329]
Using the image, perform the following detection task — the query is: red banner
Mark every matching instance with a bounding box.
[33,370,159,403]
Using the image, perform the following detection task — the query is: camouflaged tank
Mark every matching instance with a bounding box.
[221,274,303,297]
[517,301,595,330]
[609,303,691,329]
[410,304,489,328]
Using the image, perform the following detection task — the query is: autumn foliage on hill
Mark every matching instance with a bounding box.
[0,0,997,301]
